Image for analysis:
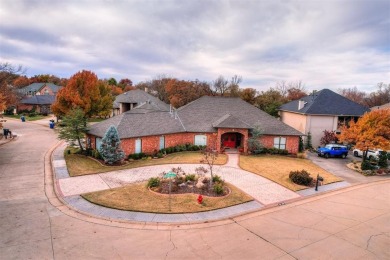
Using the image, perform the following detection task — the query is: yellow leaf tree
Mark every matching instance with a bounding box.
[338,109,390,159]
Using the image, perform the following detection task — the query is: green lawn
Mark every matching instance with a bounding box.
[65,150,228,177]
[3,114,49,121]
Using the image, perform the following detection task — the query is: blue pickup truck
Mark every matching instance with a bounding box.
[317,144,349,159]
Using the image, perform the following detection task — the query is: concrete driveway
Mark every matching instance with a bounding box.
[306,151,387,184]
[1,118,389,259]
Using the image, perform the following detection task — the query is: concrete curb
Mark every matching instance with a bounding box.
[44,141,390,229]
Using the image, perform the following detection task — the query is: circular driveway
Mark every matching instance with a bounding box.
[1,118,389,259]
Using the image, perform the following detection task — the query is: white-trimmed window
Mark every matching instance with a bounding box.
[159,136,165,150]
[274,137,286,149]
[194,135,207,146]
[135,138,142,153]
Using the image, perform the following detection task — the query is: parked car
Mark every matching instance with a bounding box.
[353,148,385,160]
[317,144,348,159]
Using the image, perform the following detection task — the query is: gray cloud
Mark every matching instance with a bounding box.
[0,0,389,92]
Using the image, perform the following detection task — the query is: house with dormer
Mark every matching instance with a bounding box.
[87,96,303,155]
[279,89,370,148]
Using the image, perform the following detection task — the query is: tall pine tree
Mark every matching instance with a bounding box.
[99,125,125,165]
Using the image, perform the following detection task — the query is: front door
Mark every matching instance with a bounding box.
[222,134,236,148]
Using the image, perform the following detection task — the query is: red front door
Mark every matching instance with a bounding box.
[222,134,236,148]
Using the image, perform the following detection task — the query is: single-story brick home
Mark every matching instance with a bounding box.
[87,96,303,155]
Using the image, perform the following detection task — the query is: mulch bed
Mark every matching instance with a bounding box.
[152,180,229,197]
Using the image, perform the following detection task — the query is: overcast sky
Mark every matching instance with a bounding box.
[1,0,389,92]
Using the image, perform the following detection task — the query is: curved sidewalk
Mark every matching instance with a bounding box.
[51,144,348,224]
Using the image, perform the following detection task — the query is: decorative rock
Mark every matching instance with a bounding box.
[178,183,186,187]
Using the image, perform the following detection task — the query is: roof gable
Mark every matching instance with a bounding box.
[212,114,251,129]
[114,89,169,111]
[279,89,370,116]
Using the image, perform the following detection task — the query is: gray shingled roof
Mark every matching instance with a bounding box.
[88,105,185,138]
[89,96,303,138]
[20,95,56,105]
[19,83,62,94]
[279,89,370,116]
[177,96,303,135]
[114,89,170,111]
[212,114,251,129]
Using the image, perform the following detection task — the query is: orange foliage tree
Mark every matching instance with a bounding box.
[52,70,113,118]
[338,110,390,153]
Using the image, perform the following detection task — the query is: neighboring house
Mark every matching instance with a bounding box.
[18,95,56,114]
[17,83,62,114]
[18,83,62,96]
[279,89,370,148]
[111,89,170,116]
[371,102,390,110]
[88,96,303,155]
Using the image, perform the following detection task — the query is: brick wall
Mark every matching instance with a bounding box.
[88,132,217,156]
[87,132,299,155]
[39,85,55,95]
[260,135,299,154]
[217,128,249,152]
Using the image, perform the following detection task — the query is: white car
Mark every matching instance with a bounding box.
[353,148,384,160]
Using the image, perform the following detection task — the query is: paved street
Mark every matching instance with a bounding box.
[1,118,389,259]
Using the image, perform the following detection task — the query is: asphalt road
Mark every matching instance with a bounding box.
[0,119,389,259]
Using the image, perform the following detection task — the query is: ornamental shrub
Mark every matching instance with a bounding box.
[147,177,160,188]
[213,183,224,195]
[378,151,388,168]
[289,170,313,186]
[185,174,196,181]
[98,125,125,165]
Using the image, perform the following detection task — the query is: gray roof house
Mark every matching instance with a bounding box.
[112,89,170,116]
[19,83,62,96]
[279,88,370,147]
[88,96,303,155]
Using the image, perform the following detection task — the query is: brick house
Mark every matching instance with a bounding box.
[87,96,303,155]
[17,83,62,114]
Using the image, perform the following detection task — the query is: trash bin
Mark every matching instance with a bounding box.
[21,116,25,122]
[3,128,9,139]
[49,122,55,129]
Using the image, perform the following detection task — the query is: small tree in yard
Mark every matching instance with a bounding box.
[58,108,88,152]
[305,132,313,149]
[99,125,125,165]
[247,125,263,153]
[200,146,218,190]
[320,130,338,145]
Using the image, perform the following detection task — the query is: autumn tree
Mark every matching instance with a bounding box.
[52,70,113,118]
[320,130,338,145]
[255,88,286,117]
[13,76,30,88]
[165,79,210,107]
[0,62,26,110]
[275,80,306,101]
[29,74,61,84]
[118,78,133,90]
[240,88,257,105]
[338,109,390,161]
[338,86,367,106]
[212,75,229,96]
[364,83,390,107]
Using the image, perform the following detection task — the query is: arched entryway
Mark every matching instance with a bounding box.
[221,132,244,150]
